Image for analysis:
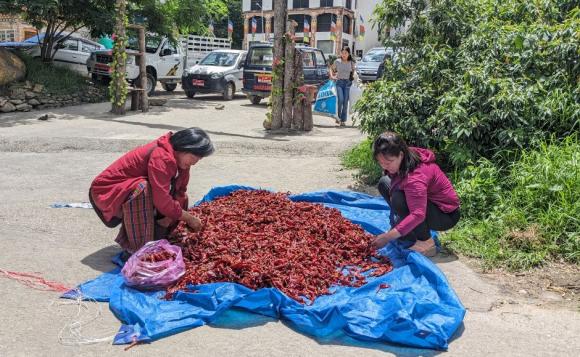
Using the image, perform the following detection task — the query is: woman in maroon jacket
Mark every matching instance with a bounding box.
[371,132,460,256]
[89,127,214,254]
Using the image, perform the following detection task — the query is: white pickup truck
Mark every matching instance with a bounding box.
[87,35,231,95]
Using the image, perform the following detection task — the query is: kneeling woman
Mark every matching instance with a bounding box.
[372,132,460,256]
[89,127,214,254]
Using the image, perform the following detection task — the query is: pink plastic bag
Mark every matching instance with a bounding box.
[121,239,185,290]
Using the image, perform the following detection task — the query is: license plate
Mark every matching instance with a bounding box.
[253,84,271,91]
[192,79,204,87]
[257,74,272,84]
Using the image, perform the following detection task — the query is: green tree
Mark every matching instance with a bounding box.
[356,0,579,168]
[1,0,116,62]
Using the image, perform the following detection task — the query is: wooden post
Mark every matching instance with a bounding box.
[270,0,287,130]
[283,20,297,129]
[110,0,127,115]
[137,27,148,112]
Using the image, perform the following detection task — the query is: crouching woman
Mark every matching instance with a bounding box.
[372,132,460,256]
[89,127,214,254]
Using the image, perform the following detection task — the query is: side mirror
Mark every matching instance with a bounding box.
[161,48,173,56]
[195,60,199,64]
[238,62,244,69]
[55,42,66,49]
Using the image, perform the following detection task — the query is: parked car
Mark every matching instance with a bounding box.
[242,44,329,105]
[356,47,394,82]
[181,49,247,100]
[0,33,104,76]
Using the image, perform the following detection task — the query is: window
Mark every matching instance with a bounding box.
[81,41,98,53]
[342,16,351,34]
[250,0,262,11]
[160,41,178,55]
[320,0,333,7]
[289,14,311,33]
[317,40,334,55]
[200,52,239,67]
[0,30,15,42]
[249,47,273,66]
[58,39,78,51]
[302,52,315,67]
[346,0,352,9]
[316,13,336,32]
[314,50,327,66]
[293,0,309,9]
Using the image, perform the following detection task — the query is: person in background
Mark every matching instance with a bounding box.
[371,132,461,256]
[329,46,356,127]
[89,127,214,256]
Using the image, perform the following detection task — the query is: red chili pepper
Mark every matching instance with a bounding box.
[165,190,393,303]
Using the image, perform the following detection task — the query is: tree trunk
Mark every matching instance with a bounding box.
[270,0,287,130]
[283,20,297,129]
[110,0,127,115]
[292,52,305,130]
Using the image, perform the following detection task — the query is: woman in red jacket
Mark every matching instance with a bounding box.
[89,127,214,254]
[371,132,460,256]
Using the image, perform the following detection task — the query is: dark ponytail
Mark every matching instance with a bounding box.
[372,131,420,177]
[170,127,214,157]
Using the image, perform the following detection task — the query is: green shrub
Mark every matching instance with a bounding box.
[356,0,579,168]
[444,135,580,270]
[342,139,382,185]
[452,159,502,221]
[17,52,91,94]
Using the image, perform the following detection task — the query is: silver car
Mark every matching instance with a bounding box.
[356,47,394,82]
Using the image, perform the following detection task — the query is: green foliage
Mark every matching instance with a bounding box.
[357,0,579,168]
[17,52,93,94]
[342,139,383,185]
[445,135,580,270]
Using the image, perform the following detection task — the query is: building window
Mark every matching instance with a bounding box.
[317,40,334,56]
[346,0,352,10]
[293,0,309,9]
[320,0,333,7]
[316,13,336,32]
[0,30,15,42]
[250,0,262,11]
[342,16,351,34]
[289,14,312,33]
[250,16,265,33]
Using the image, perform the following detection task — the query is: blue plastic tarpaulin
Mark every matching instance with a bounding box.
[313,81,339,119]
[64,185,465,350]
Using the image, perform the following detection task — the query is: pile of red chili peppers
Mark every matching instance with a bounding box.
[142,250,176,263]
[167,190,392,303]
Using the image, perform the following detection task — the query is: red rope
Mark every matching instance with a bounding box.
[0,269,72,293]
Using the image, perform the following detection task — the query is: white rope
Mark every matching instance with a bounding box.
[49,290,117,346]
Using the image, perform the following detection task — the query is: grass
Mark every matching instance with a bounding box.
[343,135,580,271]
[16,52,93,95]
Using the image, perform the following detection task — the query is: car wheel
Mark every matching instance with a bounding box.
[249,95,262,105]
[161,83,177,92]
[141,71,156,96]
[223,82,235,101]
[186,91,196,99]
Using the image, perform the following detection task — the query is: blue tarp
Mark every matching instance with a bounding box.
[64,185,465,350]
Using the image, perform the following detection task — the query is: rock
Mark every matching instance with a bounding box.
[24,80,32,89]
[38,114,49,121]
[28,99,40,106]
[215,104,225,110]
[9,88,26,100]
[540,291,563,302]
[15,103,31,111]
[9,99,23,105]
[1,102,16,113]
[39,98,50,104]
[149,98,167,106]
[0,49,26,86]
[518,289,528,295]
[0,97,7,107]
[32,84,44,93]
[25,91,37,99]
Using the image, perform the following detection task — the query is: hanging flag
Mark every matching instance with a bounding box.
[330,18,337,40]
[228,19,234,40]
[251,17,257,34]
[358,14,366,40]
[208,20,215,37]
[303,17,310,43]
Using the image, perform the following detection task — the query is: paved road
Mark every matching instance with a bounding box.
[0,93,578,356]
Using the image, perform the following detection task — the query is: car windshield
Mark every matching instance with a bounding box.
[127,36,162,53]
[249,47,273,66]
[362,51,387,62]
[200,52,239,66]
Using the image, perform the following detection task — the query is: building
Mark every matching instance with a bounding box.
[352,0,383,57]
[0,14,37,42]
[242,0,358,57]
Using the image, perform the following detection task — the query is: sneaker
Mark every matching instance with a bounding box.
[335,118,340,124]
[340,121,346,127]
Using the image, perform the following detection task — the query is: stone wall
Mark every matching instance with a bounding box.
[0,81,107,114]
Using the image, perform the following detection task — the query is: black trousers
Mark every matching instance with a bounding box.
[378,176,460,245]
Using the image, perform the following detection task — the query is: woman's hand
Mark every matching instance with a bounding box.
[157,216,173,228]
[372,229,402,250]
[180,210,202,231]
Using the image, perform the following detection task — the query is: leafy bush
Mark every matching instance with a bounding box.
[356,0,579,168]
[17,52,92,94]
[342,139,382,185]
[444,135,580,270]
